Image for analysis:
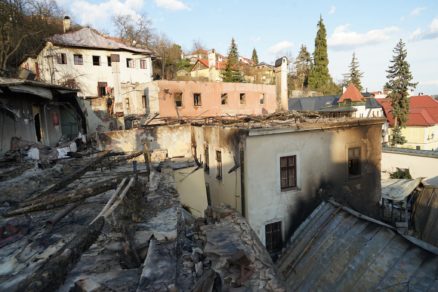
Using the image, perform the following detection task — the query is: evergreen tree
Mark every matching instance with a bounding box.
[294,45,311,90]
[345,52,363,91]
[222,38,244,82]
[308,16,335,94]
[251,48,259,64]
[386,39,417,146]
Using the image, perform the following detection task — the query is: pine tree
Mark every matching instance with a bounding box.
[386,39,417,146]
[308,16,336,94]
[251,48,259,64]
[294,45,311,90]
[222,38,244,82]
[345,52,363,91]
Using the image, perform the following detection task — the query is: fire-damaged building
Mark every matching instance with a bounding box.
[0,77,85,154]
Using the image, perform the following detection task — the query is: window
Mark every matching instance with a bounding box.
[107,56,112,67]
[280,156,297,191]
[126,58,135,68]
[142,95,147,109]
[97,82,107,97]
[348,147,361,176]
[265,221,282,253]
[216,150,222,180]
[57,53,67,64]
[125,98,130,113]
[92,55,100,66]
[140,59,147,69]
[74,54,83,65]
[194,93,202,106]
[240,93,246,104]
[416,145,421,150]
[221,93,228,105]
[260,93,265,104]
[174,92,183,107]
[204,145,209,173]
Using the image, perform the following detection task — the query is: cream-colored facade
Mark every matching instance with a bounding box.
[387,125,438,150]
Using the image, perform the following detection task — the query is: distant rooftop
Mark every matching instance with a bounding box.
[49,28,153,55]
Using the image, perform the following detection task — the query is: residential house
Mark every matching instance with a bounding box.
[0,77,84,153]
[191,115,384,254]
[338,83,384,118]
[20,17,154,132]
[378,95,438,150]
[183,49,209,64]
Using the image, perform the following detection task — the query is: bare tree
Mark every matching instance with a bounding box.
[191,39,205,52]
[0,0,63,74]
[112,14,153,47]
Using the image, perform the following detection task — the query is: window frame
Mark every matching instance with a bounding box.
[174,92,183,107]
[140,59,147,69]
[280,155,297,191]
[194,93,202,106]
[347,147,361,178]
[126,58,135,68]
[265,221,282,254]
[57,53,67,65]
[240,93,246,104]
[97,82,107,97]
[107,56,112,67]
[73,54,83,65]
[260,93,265,105]
[216,150,222,180]
[221,93,228,105]
[92,55,100,66]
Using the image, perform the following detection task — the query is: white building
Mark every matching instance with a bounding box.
[21,18,154,132]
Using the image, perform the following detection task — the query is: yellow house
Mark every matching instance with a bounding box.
[379,95,438,150]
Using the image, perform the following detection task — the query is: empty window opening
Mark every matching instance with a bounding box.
[280,156,297,191]
[97,82,107,97]
[92,56,100,66]
[221,93,228,105]
[216,150,222,180]
[204,145,209,173]
[142,95,147,109]
[348,147,361,176]
[57,53,67,64]
[126,58,135,68]
[194,93,202,106]
[140,59,147,69]
[125,97,130,113]
[265,221,282,254]
[174,92,183,107]
[74,54,83,65]
[260,93,265,104]
[107,56,112,66]
[240,93,246,104]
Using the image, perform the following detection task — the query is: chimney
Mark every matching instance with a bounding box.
[208,50,216,69]
[274,57,289,111]
[63,16,71,33]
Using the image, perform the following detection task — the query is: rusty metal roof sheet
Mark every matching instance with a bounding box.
[276,201,438,291]
[381,178,422,201]
[413,186,438,247]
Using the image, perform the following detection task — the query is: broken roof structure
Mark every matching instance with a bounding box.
[276,200,438,291]
[412,185,438,247]
[48,28,153,55]
[381,178,422,202]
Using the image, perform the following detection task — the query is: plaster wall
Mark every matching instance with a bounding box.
[382,151,438,180]
[23,43,153,98]
[244,123,382,245]
[144,80,276,118]
[192,126,243,213]
[174,167,208,217]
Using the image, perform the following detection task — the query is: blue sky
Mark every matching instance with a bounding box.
[56,0,438,94]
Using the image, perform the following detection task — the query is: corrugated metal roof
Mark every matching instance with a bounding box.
[276,201,438,291]
[49,28,153,55]
[381,178,422,201]
[413,186,438,247]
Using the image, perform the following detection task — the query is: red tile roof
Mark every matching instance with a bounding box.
[339,83,364,102]
[377,95,438,126]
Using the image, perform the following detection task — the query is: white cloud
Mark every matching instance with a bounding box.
[410,7,426,16]
[268,41,293,55]
[154,0,190,11]
[58,0,145,30]
[329,5,336,15]
[328,24,399,50]
[410,17,438,41]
